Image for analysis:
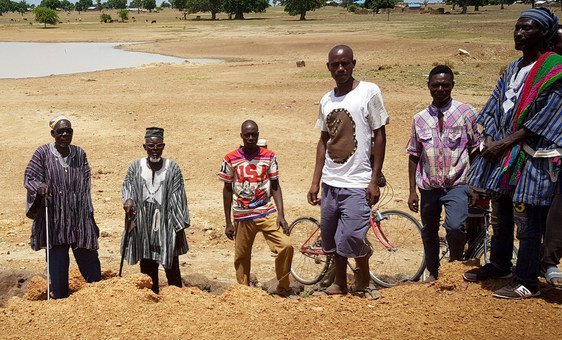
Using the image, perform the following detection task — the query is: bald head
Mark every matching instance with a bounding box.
[328,45,354,60]
[241,120,258,132]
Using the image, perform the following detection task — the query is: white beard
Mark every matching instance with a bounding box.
[148,156,162,163]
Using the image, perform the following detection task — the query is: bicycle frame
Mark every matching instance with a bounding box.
[298,211,398,257]
[370,210,397,251]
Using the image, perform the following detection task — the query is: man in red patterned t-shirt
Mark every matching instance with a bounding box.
[219,120,293,296]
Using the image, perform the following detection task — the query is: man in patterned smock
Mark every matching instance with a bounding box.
[308,45,388,298]
[406,65,480,282]
[121,127,190,294]
[24,115,101,299]
[219,120,293,296]
[464,8,562,299]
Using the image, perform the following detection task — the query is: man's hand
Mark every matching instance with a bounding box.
[408,191,419,213]
[482,139,506,163]
[38,183,49,197]
[225,222,235,240]
[366,182,380,206]
[307,184,321,206]
[123,199,135,220]
[277,216,290,235]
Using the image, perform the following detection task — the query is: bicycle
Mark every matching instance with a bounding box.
[289,181,426,288]
[438,203,518,265]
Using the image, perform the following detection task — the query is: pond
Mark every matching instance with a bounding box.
[0,42,222,79]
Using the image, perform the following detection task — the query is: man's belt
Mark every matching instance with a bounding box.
[523,144,562,158]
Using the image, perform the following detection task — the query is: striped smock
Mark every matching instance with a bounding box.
[468,58,562,205]
[121,158,190,269]
[24,143,99,251]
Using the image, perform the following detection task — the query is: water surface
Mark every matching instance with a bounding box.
[0,42,221,79]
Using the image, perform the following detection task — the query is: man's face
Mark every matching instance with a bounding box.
[240,124,259,148]
[143,137,165,161]
[552,28,562,54]
[428,73,454,106]
[514,18,545,51]
[50,120,73,148]
[327,48,356,85]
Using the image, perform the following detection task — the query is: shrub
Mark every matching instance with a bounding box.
[100,13,112,23]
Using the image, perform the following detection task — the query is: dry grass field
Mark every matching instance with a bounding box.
[0,4,560,339]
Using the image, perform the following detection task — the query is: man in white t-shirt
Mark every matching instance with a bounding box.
[308,45,388,298]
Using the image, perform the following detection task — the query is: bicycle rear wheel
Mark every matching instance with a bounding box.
[289,216,330,285]
[368,210,425,287]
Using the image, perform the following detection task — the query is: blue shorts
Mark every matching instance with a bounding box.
[320,183,372,258]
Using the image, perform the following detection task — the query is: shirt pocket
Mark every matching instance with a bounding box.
[446,128,465,149]
[418,130,434,153]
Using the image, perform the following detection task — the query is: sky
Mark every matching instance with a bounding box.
[25,0,279,6]
[25,0,169,5]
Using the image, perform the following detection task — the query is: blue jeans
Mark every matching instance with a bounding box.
[419,185,469,276]
[48,244,101,299]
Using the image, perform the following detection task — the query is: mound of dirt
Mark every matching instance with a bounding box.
[1,262,560,339]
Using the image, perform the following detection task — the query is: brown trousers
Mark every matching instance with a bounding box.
[234,213,293,290]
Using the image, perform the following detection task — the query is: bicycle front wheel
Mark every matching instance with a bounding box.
[368,210,425,287]
[289,216,330,285]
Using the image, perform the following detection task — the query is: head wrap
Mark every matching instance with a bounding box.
[49,114,69,129]
[145,127,164,140]
[520,7,559,41]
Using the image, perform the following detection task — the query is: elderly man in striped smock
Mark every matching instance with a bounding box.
[464,7,562,299]
[121,127,190,294]
[24,115,101,299]
[406,65,481,283]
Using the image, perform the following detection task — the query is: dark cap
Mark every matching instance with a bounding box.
[145,127,164,139]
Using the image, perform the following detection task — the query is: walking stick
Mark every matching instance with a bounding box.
[119,214,135,277]
[44,195,50,301]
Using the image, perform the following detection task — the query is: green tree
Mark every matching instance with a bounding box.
[118,8,128,21]
[34,6,58,27]
[75,0,92,13]
[39,0,60,10]
[370,0,394,14]
[281,0,323,20]
[186,0,223,20]
[59,0,73,11]
[143,0,156,12]
[131,0,142,12]
[171,0,188,10]
[0,0,12,15]
[161,1,171,7]
[223,0,268,20]
[16,0,28,15]
[107,0,126,9]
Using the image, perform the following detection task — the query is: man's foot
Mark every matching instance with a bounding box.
[544,266,562,288]
[423,273,437,283]
[275,287,297,298]
[463,263,513,282]
[324,283,348,295]
[492,283,540,299]
[351,286,381,300]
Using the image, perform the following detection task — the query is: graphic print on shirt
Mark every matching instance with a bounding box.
[234,163,269,209]
[218,148,278,220]
[326,108,358,164]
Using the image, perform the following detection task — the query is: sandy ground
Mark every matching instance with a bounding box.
[0,5,560,339]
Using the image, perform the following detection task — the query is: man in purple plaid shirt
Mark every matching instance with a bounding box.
[406,65,480,282]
